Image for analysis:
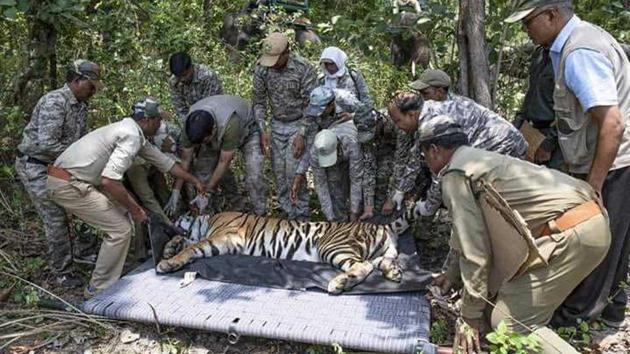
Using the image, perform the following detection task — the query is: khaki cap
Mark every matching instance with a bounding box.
[409,69,451,91]
[71,59,103,90]
[505,0,570,23]
[258,33,289,67]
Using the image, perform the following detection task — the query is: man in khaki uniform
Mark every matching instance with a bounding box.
[507,0,630,327]
[46,98,204,297]
[422,116,610,353]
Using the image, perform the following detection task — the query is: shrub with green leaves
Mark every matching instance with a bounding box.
[485,321,540,354]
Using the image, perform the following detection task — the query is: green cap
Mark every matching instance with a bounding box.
[417,115,464,142]
[70,59,103,89]
[314,129,338,168]
[132,97,161,118]
[505,0,570,23]
[305,86,336,117]
[409,69,451,91]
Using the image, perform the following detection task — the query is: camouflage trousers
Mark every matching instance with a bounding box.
[361,141,376,208]
[319,162,351,222]
[373,150,396,212]
[15,157,94,274]
[190,132,267,216]
[271,119,310,219]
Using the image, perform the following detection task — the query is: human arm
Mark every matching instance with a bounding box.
[588,105,624,193]
[313,163,335,221]
[100,177,147,222]
[252,66,270,153]
[36,97,70,160]
[347,138,364,220]
[351,69,374,110]
[564,50,622,192]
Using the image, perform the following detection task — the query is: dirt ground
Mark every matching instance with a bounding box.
[1,211,629,354]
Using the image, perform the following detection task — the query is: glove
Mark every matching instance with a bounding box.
[164,189,181,216]
[413,199,431,217]
[190,194,209,213]
[392,190,405,211]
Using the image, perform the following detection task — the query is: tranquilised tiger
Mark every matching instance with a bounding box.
[156,210,418,294]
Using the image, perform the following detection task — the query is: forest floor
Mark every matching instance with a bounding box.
[1,210,628,354]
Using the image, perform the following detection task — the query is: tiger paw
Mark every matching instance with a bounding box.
[156,259,178,274]
[383,261,403,282]
[162,235,187,259]
[327,274,348,294]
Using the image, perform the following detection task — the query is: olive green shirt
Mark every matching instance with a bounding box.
[181,113,240,151]
[441,146,596,319]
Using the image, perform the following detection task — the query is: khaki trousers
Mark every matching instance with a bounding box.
[47,176,133,291]
[488,213,611,353]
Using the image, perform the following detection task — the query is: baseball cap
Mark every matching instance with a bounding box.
[417,115,464,142]
[70,59,103,90]
[314,129,338,168]
[305,86,336,117]
[132,97,161,119]
[505,0,570,23]
[258,33,289,67]
[409,69,451,91]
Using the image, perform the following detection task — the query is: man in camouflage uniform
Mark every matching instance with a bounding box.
[292,123,363,222]
[409,69,453,102]
[169,51,223,123]
[168,95,267,216]
[15,59,102,287]
[127,119,180,224]
[292,87,364,221]
[388,91,527,218]
[318,47,378,220]
[252,32,316,219]
[421,115,608,354]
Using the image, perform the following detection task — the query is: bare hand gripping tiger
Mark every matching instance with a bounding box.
[156,211,414,294]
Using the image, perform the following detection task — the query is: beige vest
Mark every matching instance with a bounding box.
[554,21,630,174]
[188,95,255,147]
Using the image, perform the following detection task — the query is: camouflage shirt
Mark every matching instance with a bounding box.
[310,122,364,220]
[169,64,223,121]
[18,84,88,163]
[397,95,528,213]
[252,54,317,132]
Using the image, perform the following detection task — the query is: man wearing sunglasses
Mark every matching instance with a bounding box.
[507,0,630,328]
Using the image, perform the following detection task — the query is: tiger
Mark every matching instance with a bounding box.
[156,209,418,294]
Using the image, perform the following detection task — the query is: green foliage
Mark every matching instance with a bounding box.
[485,321,541,354]
[556,319,592,348]
[430,317,449,344]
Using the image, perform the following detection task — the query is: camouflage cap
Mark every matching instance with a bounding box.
[258,32,289,67]
[314,129,338,168]
[70,59,103,89]
[505,0,571,23]
[409,69,451,91]
[417,114,464,142]
[305,86,336,117]
[132,97,161,119]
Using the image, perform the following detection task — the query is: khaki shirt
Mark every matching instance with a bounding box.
[55,118,175,185]
[441,146,596,319]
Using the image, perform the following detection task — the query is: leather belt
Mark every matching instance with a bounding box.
[17,152,49,166]
[47,165,72,181]
[540,200,601,236]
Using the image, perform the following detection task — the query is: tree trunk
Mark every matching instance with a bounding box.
[11,1,58,116]
[457,0,492,108]
[203,0,212,18]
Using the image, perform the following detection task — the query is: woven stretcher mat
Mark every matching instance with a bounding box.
[83,261,434,353]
